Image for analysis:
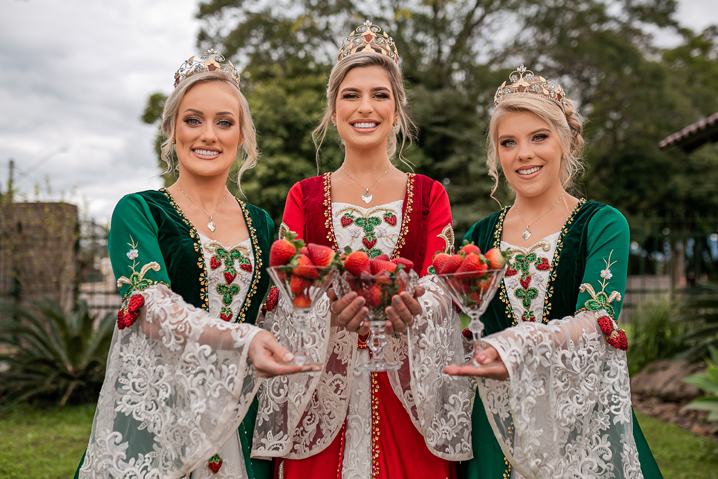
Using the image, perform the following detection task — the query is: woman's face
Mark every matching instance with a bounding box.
[333,65,398,152]
[174,81,242,179]
[497,111,564,198]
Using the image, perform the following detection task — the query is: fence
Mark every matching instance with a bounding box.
[77,220,121,319]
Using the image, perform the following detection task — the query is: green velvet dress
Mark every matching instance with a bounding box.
[458,200,663,479]
[75,189,273,479]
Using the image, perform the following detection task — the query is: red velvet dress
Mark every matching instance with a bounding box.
[275,172,456,479]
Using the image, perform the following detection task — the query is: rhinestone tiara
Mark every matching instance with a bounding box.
[337,20,399,64]
[494,64,566,112]
[173,49,240,89]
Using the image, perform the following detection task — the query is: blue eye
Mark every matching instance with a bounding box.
[184,117,201,125]
[218,120,234,128]
[533,134,548,141]
[500,139,516,147]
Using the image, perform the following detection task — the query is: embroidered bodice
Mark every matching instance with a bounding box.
[501,231,559,323]
[200,234,254,323]
[332,200,403,257]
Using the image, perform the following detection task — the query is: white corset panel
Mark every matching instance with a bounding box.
[501,231,559,324]
[332,200,402,479]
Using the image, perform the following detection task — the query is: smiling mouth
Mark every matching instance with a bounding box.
[193,149,220,157]
[351,122,379,129]
[517,166,542,176]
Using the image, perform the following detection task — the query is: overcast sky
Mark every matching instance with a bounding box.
[1,0,717,224]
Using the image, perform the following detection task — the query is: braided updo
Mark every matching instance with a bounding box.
[486,94,585,201]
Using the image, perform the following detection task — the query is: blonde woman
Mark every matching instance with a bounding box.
[75,50,317,479]
[252,21,472,479]
[446,66,662,479]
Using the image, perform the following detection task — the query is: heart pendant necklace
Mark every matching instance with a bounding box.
[175,183,229,233]
[341,165,390,204]
[514,193,564,241]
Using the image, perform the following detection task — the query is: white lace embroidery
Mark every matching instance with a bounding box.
[479,311,643,479]
[252,203,474,470]
[79,284,261,479]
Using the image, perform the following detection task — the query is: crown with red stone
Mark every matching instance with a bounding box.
[494,65,566,112]
[174,49,240,89]
[337,20,399,64]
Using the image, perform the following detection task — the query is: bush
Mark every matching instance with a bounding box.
[626,295,686,374]
[683,346,718,421]
[678,281,718,361]
[0,298,114,406]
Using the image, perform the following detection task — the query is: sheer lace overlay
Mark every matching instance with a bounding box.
[479,311,642,479]
[252,275,473,461]
[79,284,261,479]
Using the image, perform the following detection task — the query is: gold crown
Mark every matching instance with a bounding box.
[174,49,240,89]
[494,65,566,112]
[337,20,399,64]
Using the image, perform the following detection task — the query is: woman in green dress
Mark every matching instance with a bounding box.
[445,65,663,478]
[76,50,317,479]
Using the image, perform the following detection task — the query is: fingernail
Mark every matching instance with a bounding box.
[360,309,367,317]
[349,292,357,299]
[401,292,410,300]
[284,352,294,362]
[478,354,486,363]
[393,297,401,305]
[356,298,365,306]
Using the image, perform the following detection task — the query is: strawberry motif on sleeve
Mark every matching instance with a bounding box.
[116,236,163,330]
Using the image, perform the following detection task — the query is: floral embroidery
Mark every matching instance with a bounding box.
[126,248,138,260]
[579,251,628,350]
[335,205,400,258]
[205,242,253,322]
[438,223,455,254]
[116,236,164,329]
[503,242,553,323]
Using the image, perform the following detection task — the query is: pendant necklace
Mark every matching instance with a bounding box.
[341,165,389,204]
[514,193,564,241]
[175,183,228,233]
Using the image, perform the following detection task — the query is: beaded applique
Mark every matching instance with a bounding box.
[502,238,554,323]
[334,204,401,258]
[116,236,166,330]
[204,239,253,322]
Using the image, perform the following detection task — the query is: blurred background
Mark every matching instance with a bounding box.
[1,1,718,478]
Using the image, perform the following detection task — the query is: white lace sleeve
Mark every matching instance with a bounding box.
[388,275,474,460]
[479,310,643,479]
[79,284,262,479]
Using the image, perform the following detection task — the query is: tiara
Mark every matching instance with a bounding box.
[337,20,399,64]
[173,49,240,89]
[494,64,566,112]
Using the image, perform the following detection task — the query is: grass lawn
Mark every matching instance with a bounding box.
[0,405,716,478]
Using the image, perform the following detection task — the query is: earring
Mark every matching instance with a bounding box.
[331,119,336,126]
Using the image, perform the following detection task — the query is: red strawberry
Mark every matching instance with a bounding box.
[344,251,370,276]
[265,287,279,312]
[370,259,397,275]
[220,311,233,321]
[307,244,336,267]
[374,254,390,261]
[292,254,320,279]
[442,255,463,274]
[374,270,393,285]
[460,242,481,256]
[606,329,628,351]
[456,253,488,279]
[484,248,506,269]
[224,271,237,284]
[505,267,518,277]
[293,293,311,308]
[127,294,145,313]
[208,454,223,474]
[270,239,297,266]
[362,237,377,250]
[519,276,531,290]
[210,256,221,270]
[432,253,451,274]
[117,309,130,329]
[300,246,309,256]
[364,284,383,307]
[340,214,353,227]
[597,316,614,335]
[391,257,414,272]
[290,274,311,295]
[462,328,473,339]
[535,257,550,271]
[240,262,252,272]
[383,213,397,226]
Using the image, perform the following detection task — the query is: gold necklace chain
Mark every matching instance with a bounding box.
[175,183,228,233]
[341,165,390,204]
[514,193,564,240]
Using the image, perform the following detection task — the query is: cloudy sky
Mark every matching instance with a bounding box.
[1,0,717,224]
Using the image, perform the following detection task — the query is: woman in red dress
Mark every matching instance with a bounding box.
[251,21,473,479]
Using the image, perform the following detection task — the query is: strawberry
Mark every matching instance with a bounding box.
[373,270,393,285]
[292,254,319,279]
[210,256,221,270]
[383,212,397,226]
[461,328,473,339]
[220,310,233,321]
[344,250,370,276]
[270,231,304,267]
[535,257,550,271]
[442,255,463,274]
[597,316,614,335]
[117,309,130,329]
[456,253,488,279]
[484,247,507,269]
[364,284,383,307]
[391,257,414,272]
[307,244,336,268]
[224,271,237,284]
[208,454,223,474]
[370,259,397,275]
[293,293,311,308]
[432,253,452,274]
[460,241,481,256]
[290,274,311,295]
[300,246,309,256]
[340,214,353,227]
[374,254,390,261]
[362,237,377,250]
[127,294,145,313]
[606,329,628,351]
[265,287,279,312]
[240,262,252,272]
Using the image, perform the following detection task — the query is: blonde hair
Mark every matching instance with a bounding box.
[312,52,416,165]
[160,71,258,188]
[487,95,585,201]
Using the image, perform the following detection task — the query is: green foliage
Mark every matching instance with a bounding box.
[0,299,115,406]
[626,295,686,374]
[678,281,718,361]
[683,346,718,421]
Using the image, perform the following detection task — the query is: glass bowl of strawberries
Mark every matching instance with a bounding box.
[267,232,340,366]
[432,243,508,367]
[333,250,418,372]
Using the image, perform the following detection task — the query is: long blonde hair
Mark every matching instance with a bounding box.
[312,52,416,166]
[487,95,585,201]
[160,71,258,188]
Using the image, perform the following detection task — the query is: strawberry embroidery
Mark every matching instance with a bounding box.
[116,237,161,330]
[208,454,223,474]
[224,271,237,284]
[535,257,550,270]
[210,256,221,270]
[362,237,377,250]
[240,262,252,272]
[341,214,353,227]
[519,276,531,290]
[383,212,397,226]
[505,267,518,277]
[265,286,279,312]
[220,308,233,322]
[521,310,536,322]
